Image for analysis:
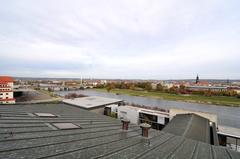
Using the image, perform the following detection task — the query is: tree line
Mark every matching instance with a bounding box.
[96,82,240,98]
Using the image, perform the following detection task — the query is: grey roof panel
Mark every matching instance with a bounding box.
[227,149,240,159]
[163,113,211,144]
[212,146,232,159]
[102,132,174,159]
[193,142,213,159]
[138,136,185,159]
[170,139,198,159]
[0,104,239,159]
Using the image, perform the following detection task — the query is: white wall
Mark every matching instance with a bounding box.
[118,106,139,124]
[0,92,14,99]
[0,81,15,104]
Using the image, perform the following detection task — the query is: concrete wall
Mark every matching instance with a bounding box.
[170,108,218,127]
[89,107,105,114]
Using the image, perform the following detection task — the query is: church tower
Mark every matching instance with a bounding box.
[196,74,199,84]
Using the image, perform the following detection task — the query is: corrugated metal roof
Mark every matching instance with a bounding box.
[0,104,239,159]
[163,113,212,144]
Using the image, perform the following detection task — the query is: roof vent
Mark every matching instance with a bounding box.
[121,119,130,130]
[34,113,58,118]
[140,123,151,138]
[52,123,81,130]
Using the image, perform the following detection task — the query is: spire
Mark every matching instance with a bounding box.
[196,74,199,84]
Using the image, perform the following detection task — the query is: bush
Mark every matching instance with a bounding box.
[110,112,117,118]
[64,93,87,99]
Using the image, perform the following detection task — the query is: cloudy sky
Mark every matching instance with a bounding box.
[0,0,239,79]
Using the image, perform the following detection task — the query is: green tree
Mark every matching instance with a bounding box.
[144,82,152,91]
[106,83,115,92]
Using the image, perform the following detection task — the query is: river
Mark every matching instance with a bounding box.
[55,90,240,128]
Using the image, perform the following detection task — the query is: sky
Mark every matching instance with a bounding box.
[0,0,240,79]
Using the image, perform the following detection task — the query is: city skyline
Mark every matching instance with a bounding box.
[1,0,240,79]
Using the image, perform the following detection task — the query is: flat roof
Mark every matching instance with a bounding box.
[0,104,239,158]
[218,125,240,138]
[63,96,123,109]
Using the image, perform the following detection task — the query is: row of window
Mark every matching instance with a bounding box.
[0,97,9,99]
[0,84,10,87]
[0,89,11,91]
[0,93,9,95]
[0,101,10,104]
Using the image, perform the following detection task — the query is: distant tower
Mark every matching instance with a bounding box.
[196,74,199,84]
[227,79,230,84]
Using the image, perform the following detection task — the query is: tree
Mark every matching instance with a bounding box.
[179,84,185,90]
[120,82,127,89]
[129,83,135,90]
[144,82,152,91]
[169,86,178,94]
[106,83,115,92]
[156,83,164,92]
[229,90,237,97]
[204,89,213,97]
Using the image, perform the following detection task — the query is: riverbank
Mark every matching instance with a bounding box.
[94,88,240,107]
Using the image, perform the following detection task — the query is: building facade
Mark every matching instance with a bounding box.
[0,76,15,104]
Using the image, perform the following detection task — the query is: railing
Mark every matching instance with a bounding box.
[227,136,239,151]
[218,132,240,152]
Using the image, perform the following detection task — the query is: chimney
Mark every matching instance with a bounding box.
[140,123,151,138]
[121,119,130,130]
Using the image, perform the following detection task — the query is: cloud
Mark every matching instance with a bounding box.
[0,0,240,79]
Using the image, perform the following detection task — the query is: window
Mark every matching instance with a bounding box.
[52,123,81,130]
[34,113,58,117]
[6,93,8,95]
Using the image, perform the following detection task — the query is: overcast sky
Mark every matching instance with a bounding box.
[0,0,239,79]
